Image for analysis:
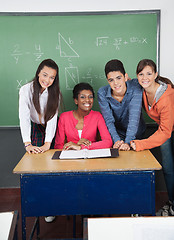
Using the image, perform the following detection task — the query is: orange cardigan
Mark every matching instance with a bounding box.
[134,84,174,151]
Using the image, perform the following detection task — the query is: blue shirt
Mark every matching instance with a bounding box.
[97,79,146,144]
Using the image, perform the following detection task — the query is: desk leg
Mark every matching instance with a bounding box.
[73,215,76,238]
[151,171,156,216]
[21,214,26,240]
[29,217,40,240]
[36,217,40,239]
[21,175,27,240]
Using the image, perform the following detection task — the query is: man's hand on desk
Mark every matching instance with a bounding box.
[113,140,124,149]
[119,143,130,151]
[113,140,130,151]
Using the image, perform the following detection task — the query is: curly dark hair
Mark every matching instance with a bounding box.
[73,82,95,99]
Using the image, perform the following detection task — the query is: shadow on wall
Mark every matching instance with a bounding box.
[0,127,25,188]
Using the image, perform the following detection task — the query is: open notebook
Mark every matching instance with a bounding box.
[52,148,119,160]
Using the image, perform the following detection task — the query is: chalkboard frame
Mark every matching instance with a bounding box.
[0,10,160,128]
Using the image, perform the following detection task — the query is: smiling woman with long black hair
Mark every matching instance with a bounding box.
[19,59,61,154]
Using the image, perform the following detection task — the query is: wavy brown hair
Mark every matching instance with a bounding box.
[33,59,61,123]
[136,59,174,88]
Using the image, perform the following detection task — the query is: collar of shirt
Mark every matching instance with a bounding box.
[39,87,48,96]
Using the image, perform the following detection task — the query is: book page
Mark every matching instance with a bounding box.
[59,149,85,159]
[87,148,111,158]
[59,148,111,159]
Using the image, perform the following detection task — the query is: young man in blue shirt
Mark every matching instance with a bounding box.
[97,59,146,150]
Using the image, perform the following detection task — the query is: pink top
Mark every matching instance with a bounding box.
[54,110,113,150]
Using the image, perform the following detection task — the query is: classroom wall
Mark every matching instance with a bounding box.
[0,0,173,188]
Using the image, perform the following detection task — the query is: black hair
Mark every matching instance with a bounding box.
[73,82,95,99]
[105,59,126,77]
[136,59,174,88]
[33,58,61,123]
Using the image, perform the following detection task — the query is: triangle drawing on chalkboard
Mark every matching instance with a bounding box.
[65,67,79,90]
[58,33,79,58]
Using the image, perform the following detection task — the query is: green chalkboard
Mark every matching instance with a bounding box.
[0,11,160,126]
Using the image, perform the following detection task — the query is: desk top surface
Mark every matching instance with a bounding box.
[13,149,161,174]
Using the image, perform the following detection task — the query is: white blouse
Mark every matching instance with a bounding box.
[78,130,82,139]
[19,82,58,143]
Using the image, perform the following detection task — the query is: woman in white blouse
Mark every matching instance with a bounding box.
[19,59,61,154]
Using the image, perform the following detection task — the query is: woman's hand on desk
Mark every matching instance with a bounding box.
[39,142,51,153]
[77,138,91,146]
[63,142,82,151]
[25,144,42,154]
[130,141,136,151]
[25,142,51,154]
[63,139,91,151]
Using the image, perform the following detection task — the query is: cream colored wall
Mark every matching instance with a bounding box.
[1,0,174,82]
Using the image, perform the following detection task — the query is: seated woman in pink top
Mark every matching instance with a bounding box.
[54,82,112,150]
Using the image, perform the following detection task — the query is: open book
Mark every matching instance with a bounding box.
[52,148,119,160]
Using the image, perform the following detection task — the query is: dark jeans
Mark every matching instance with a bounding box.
[160,132,174,203]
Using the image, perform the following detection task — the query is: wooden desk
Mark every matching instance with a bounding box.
[13,149,161,240]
